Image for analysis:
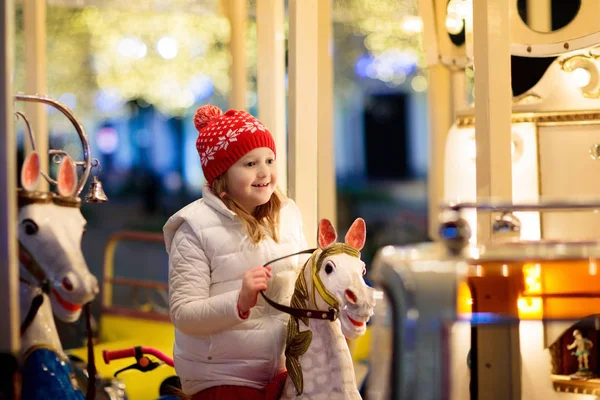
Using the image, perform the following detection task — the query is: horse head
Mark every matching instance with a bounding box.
[312,217,375,339]
[284,218,375,397]
[19,151,98,323]
[290,217,375,336]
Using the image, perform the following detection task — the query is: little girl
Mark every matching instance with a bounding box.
[163,104,307,399]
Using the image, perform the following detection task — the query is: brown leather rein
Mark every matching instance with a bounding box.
[260,249,339,322]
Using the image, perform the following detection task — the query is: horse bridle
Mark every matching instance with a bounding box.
[260,249,340,322]
[18,242,53,335]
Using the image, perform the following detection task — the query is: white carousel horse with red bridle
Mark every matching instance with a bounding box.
[279,218,375,399]
[18,150,99,400]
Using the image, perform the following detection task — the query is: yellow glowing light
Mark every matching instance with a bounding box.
[523,264,542,294]
[572,67,592,88]
[447,0,471,20]
[78,7,237,116]
[333,0,425,65]
[475,264,483,277]
[118,36,147,59]
[457,281,472,316]
[523,263,542,294]
[156,36,179,60]
[521,263,542,319]
[445,13,464,35]
[411,75,428,92]
[400,16,423,34]
[517,296,542,319]
[14,6,100,118]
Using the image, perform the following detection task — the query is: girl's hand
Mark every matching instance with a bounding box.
[238,265,272,315]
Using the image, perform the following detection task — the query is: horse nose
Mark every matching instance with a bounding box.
[345,289,358,304]
[61,272,98,294]
[88,274,99,295]
[62,276,74,291]
[366,286,376,306]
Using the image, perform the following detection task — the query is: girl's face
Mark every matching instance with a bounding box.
[224,147,277,214]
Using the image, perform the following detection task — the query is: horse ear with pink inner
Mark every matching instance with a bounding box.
[318,219,338,249]
[21,151,41,192]
[345,218,366,251]
[57,155,77,197]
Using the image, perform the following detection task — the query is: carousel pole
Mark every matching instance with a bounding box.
[426,66,452,241]
[0,0,21,398]
[471,0,520,398]
[473,0,513,241]
[418,0,453,241]
[316,0,336,226]
[23,0,48,191]
[224,0,247,110]
[451,70,467,113]
[288,0,319,246]
[256,0,287,194]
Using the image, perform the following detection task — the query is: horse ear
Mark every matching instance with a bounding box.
[57,156,77,197]
[21,151,41,192]
[345,218,366,251]
[318,219,337,249]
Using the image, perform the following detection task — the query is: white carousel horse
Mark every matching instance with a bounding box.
[281,218,375,400]
[18,151,99,400]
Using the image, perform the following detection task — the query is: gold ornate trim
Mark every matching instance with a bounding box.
[311,244,359,311]
[18,190,52,208]
[552,375,600,395]
[512,93,542,105]
[52,195,81,208]
[18,189,81,209]
[23,344,68,364]
[456,111,600,128]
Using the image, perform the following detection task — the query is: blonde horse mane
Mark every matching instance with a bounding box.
[285,253,314,395]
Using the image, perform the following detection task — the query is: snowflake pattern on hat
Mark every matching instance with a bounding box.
[194,106,275,183]
[200,146,216,166]
[216,129,240,151]
[243,120,267,133]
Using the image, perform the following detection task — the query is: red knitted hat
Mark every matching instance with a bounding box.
[194,105,276,185]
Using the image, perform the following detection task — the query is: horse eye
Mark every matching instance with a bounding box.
[325,262,334,274]
[22,219,38,235]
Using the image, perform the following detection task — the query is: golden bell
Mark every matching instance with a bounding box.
[84,176,108,203]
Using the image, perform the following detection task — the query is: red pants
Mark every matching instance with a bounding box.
[190,371,288,400]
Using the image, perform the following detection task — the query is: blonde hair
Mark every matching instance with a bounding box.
[211,175,284,244]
